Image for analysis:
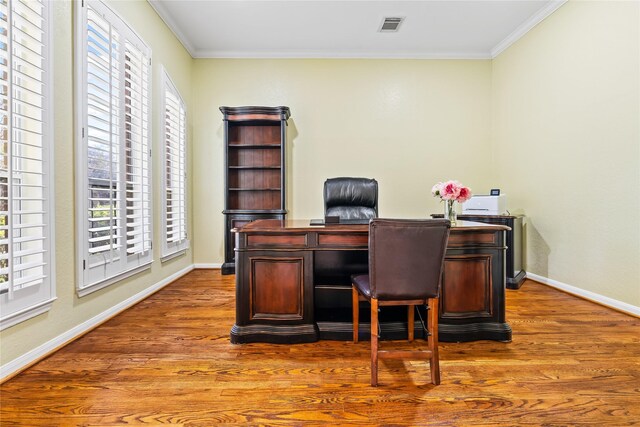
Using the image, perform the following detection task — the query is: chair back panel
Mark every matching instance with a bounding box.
[369,219,450,300]
[324,177,378,220]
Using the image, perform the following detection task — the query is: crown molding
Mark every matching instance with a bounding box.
[147,0,196,58]
[192,49,492,60]
[491,0,567,58]
[149,0,566,61]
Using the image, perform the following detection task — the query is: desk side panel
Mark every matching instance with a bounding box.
[231,249,317,343]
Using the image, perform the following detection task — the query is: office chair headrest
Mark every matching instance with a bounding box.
[324,177,378,208]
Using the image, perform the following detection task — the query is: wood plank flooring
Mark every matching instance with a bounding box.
[1,270,639,426]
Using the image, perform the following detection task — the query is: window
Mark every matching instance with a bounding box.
[160,69,188,259]
[75,0,151,296]
[0,0,55,330]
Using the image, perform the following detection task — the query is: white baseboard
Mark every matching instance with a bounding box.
[194,263,222,269]
[1,264,195,382]
[527,272,640,317]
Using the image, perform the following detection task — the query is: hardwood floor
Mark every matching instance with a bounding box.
[1,270,639,426]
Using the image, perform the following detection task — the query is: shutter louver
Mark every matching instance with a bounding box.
[1,0,55,330]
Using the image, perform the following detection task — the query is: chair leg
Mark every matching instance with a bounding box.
[407,305,414,342]
[428,297,441,385]
[371,298,379,386]
[352,286,359,343]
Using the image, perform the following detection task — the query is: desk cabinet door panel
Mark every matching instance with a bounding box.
[245,251,313,323]
[440,254,493,319]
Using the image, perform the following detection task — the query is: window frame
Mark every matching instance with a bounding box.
[0,0,56,330]
[160,67,189,261]
[74,0,153,296]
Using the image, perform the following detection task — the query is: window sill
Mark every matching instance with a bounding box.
[77,261,152,297]
[161,248,188,263]
[0,297,57,331]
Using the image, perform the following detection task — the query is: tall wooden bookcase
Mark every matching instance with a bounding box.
[220,106,291,274]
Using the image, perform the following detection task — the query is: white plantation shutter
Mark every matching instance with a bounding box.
[85,4,122,274]
[124,42,151,256]
[76,0,152,295]
[0,0,55,330]
[161,69,188,259]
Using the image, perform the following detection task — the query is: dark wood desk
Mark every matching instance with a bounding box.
[432,213,526,289]
[231,219,512,344]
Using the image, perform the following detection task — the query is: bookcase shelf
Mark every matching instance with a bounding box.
[220,106,291,274]
[228,144,281,148]
[228,188,281,191]
[228,166,281,169]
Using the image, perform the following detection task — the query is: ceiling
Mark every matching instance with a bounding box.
[148,0,566,59]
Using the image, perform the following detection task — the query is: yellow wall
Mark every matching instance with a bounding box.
[0,1,194,366]
[492,0,640,305]
[192,59,494,263]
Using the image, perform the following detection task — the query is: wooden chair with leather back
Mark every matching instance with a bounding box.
[352,218,451,386]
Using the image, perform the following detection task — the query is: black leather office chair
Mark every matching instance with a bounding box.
[323,177,378,220]
[352,218,450,386]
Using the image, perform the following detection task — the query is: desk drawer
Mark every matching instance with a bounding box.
[247,233,307,248]
[448,231,499,247]
[317,233,368,248]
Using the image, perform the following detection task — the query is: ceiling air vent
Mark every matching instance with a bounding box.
[378,17,404,33]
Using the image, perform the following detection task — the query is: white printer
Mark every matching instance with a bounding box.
[462,194,506,215]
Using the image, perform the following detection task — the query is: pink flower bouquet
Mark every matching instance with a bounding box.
[431,180,472,203]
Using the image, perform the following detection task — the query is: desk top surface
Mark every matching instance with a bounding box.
[237,219,510,233]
